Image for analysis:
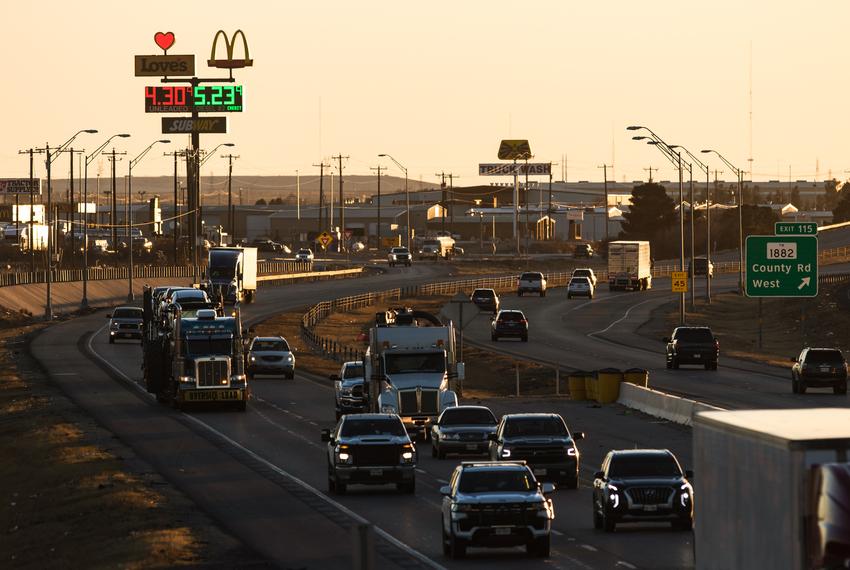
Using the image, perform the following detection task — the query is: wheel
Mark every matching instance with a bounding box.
[672,358,680,370]
[710,362,718,371]
[437,444,446,460]
[673,516,693,531]
[450,535,466,559]
[491,334,498,342]
[522,335,528,343]
[666,359,673,370]
[603,511,616,532]
[792,377,799,394]
[541,290,546,297]
[406,262,411,267]
[835,382,848,395]
[799,380,808,394]
[704,362,711,370]
[527,534,550,558]
[397,480,416,494]
[287,371,295,380]
[593,500,603,529]
[518,290,523,297]
[442,518,451,556]
[109,336,115,344]
[335,478,347,495]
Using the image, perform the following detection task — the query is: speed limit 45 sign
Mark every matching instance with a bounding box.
[745,235,818,297]
[671,271,688,293]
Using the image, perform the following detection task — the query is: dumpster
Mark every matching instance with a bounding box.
[568,371,587,401]
[623,367,649,387]
[596,368,622,404]
[584,371,598,401]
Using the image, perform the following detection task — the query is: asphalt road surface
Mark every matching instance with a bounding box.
[32,261,705,569]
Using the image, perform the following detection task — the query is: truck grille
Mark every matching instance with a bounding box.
[626,487,673,506]
[351,384,364,397]
[350,444,400,466]
[399,389,439,415]
[458,503,543,531]
[196,358,230,388]
[508,446,567,463]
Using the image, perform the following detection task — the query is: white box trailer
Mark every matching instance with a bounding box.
[608,240,652,291]
[694,408,850,570]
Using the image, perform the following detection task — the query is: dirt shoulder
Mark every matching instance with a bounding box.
[1,315,262,569]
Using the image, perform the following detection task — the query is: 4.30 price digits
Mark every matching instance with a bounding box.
[145,85,243,112]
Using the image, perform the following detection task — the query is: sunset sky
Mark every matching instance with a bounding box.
[2,1,848,187]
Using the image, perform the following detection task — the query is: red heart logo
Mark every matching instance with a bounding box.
[154,32,175,51]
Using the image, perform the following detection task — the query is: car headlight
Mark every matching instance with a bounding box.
[286,354,294,362]
[442,433,460,440]
[249,356,256,362]
[381,404,396,414]
[340,387,352,396]
[680,483,692,506]
[567,447,578,456]
[500,448,512,458]
[110,323,119,330]
[335,445,353,464]
[401,444,415,463]
[230,374,246,383]
[178,376,194,383]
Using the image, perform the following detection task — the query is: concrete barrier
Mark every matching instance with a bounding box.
[617,382,724,426]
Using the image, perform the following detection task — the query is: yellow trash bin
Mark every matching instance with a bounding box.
[568,372,587,401]
[584,372,598,401]
[624,368,649,387]
[596,368,622,404]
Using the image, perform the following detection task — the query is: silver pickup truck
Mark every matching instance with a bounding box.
[517,272,547,297]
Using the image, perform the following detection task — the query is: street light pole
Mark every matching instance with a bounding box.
[127,139,170,302]
[670,144,711,305]
[702,149,744,294]
[82,133,131,308]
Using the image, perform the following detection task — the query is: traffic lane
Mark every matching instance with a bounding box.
[461,281,850,411]
[35,315,363,570]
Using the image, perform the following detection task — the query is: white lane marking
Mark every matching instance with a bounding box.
[551,529,564,536]
[580,543,598,552]
[251,405,324,450]
[415,468,427,474]
[86,325,446,570]
[437,479,449,484]
[616,562,638,569]
[589,297,659,336]
[53,373,79,376]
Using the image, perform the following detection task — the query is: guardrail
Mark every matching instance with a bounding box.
[0,259,314,288]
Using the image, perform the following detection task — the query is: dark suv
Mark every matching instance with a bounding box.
[489,413,584,489]
[491,310,529,342]
[791,348,848,394]
[431,406,498,459]
[665,326,719,370]
[440,461,555,558]
[574,244,594,258]
[321,414,416,494]
[471,288,500,313]
[592,449,694,532]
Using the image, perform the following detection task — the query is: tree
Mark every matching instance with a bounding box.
[255,198,267,205]
[832,186,850,223]
[712,205,779,250]
[619,183,676,240]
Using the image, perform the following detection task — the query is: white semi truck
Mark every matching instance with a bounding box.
[204,246,258,304]
[365,309,462,438]
[608,240,652,291]
[694,408,850,570]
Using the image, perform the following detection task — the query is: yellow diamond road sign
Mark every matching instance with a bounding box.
[317,232,333,248]
[671,271,688,293]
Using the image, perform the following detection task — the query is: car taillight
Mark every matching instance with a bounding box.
[520,320,527,324]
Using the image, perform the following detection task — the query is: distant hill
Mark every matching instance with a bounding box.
[40,174,437,206]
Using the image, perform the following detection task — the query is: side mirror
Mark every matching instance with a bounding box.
[487,433,499,442]
[105,314,112,318]
[594,470,605,480]
[573,431,585,441]
[685,469,694,479]
[330,374,340,381]
[662,337,670,343]
[320,429,332,443]
[540,482,556,495]
[790,357,797,362]
[242,329,249,336]
[439,485,451,496]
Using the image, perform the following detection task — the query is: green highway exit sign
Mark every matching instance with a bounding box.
[775,222,818,235]
[745,235,818,297]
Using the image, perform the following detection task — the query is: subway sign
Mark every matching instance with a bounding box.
[162,117,228,134]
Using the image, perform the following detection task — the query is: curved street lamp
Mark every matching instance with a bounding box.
[378,153,410,248]
[702,149,744,294]
[127,139,170,302]
[81,133,131,308]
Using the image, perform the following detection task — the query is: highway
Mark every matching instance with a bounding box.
[32,262,701,569]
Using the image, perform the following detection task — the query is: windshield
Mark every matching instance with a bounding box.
[459,469,535,493]
[674,328,714,342]
[209,266,234,280]
[503,417,568,437]
[473,289,495,298]
[344,364,365,379]
[498,312,525,322]
[570,278,589,285]
[112,308,142,319]
[385,352,446,374]
[441,408,496,425]
[520,273,542,280]
[806,350,845,365]
[340,418,406,437]
[298,249,311,254]
[392,248,409,254]
[252,339,290,352]
[185,336,233,356]
[609,454,682,478]
[573,269,591,277]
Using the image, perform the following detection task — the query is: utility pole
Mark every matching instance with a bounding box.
[222,153,239,241]
[18,149,36,276]
[436,171,447,235]
[371,165,385,247]
[644,165,656,183]
[313,161,331,235]
[598,164,612,242]
[164,150,185,263]
[31,144,53,319]
[332,154,349,252]
[104,149,126,248]
[447,173,459,237]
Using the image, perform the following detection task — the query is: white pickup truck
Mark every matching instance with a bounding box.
[517,272,547,297]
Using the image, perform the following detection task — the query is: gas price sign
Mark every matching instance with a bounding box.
[144,85,243,112]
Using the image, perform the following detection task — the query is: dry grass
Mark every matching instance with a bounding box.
[446,258,604,277]
[638,283,850,367]
[0,319,256,568]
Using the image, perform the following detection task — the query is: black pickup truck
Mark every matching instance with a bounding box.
[665,326,719,371]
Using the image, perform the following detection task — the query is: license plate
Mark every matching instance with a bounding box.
[465,444,478,451]
[820,366,830,372]
[494,527,511,535]
[185,390,241,402]
[644,505,658,512]
[533,468,546,476]
[693,354,701,358]
[369,469,383,477]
